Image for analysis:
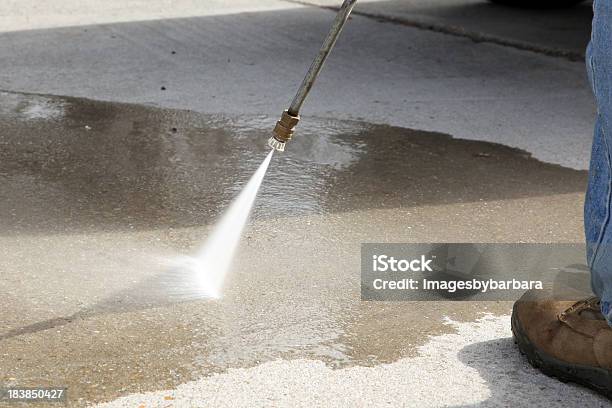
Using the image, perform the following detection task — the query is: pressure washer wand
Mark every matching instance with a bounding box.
[268,0,358,152]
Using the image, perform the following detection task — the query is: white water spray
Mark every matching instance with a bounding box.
[174,149,274,299]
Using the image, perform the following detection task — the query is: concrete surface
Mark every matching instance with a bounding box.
[0,1,302,32]
[0,0,595,170]
[0,1,603,407]
[0,91,598,406]
[96,315,609,408]
[307,0,593,59]
[94,315,609,408]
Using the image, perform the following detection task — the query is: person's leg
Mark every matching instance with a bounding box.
[585,0,612,325]
[510,1,612,397]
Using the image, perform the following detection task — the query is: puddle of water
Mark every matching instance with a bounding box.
[0,91,586,237]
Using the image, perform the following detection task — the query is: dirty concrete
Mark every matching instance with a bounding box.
[0,91,591,406]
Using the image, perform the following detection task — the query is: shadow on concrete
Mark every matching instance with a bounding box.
[452,336,607,406]
[314,0,593,59]
[0,267,210,341]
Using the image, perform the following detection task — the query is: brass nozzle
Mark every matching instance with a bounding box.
[268,110,300,152]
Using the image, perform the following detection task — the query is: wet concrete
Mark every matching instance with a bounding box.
[0,91,586,235]
[0,91,588,406]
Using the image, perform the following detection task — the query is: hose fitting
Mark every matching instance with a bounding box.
[266,0,356,152]
[268,110,300,152]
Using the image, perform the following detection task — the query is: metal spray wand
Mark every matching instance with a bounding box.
[268,0,358,152]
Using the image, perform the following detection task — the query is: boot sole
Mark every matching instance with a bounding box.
[511,302,612,399]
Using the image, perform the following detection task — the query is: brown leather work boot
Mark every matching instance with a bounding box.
[512,290,612,398]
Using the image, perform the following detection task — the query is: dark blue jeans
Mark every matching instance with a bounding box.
[585,0,612,325]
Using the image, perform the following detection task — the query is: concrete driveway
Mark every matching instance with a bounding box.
[0,1,605,406]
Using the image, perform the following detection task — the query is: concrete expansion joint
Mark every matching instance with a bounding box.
[282,0,585,62]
